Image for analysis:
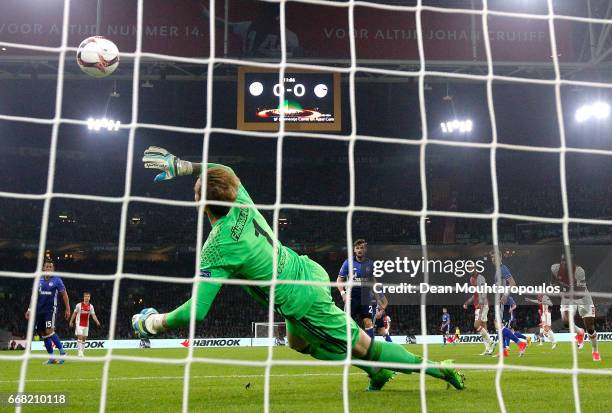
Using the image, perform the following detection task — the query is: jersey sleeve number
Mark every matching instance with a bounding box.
[253,220,273,247]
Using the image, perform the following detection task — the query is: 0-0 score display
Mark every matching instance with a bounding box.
[237,67,341,131]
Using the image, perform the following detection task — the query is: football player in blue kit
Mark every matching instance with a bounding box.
[337,239,379,339]
[25,260,70,364]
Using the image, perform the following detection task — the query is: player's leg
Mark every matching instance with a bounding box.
[502,331,510,350]
[78,335,83,357]
[305,295,464,389]
[474,308,493,354]
[583,316,600,360]
[46,309,66,358]
[77,330,87,357]
[37,309,65,363]
[442,325,449,344]
[579,300,600,361]
[296,258,464,390]
[543,312,556,348]
[502,327,526,354]
[562,304,585,348]
[353,329,465,390]
[513,329,528,341]
[546,328,556,348]
[537,325,545,345]
[37,313,56,363]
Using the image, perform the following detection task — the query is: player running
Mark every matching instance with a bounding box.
[497,296,528,357]
[440,308,451,345]
[552,253,600,361]
[131,147,465,391]
[525,294,556,349]
[337,239,378,339]
[24,260,70,364]
[463,271,494,355]
[69,292,101,357]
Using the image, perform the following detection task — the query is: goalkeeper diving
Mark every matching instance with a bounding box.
[132,147,465,391]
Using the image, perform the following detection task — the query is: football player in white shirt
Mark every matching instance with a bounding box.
[551,254,599,361]
[69,292,101,357]
[463,271,494,355]
[525,294,556,349]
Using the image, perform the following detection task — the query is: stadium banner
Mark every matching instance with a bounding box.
[0,0,576,61]
[28,337,277,351]
[24,332,612,351]
[412,332,612,345]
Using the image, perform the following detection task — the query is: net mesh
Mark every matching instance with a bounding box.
[1,0,612,412]
[253,322,286,339]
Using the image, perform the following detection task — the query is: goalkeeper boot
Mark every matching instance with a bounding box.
[366,369,395,391]
[440,360,465,390]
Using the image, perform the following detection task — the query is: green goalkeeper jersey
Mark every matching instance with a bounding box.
[184,163,316,323]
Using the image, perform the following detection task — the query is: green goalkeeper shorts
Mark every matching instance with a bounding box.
[284,256,360,355]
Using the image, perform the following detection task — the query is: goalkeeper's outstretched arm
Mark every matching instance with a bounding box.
[132,280,222,337]
[142,146,234,182]
[134,146,240,337]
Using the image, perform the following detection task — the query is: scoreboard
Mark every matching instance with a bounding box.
[237,67,341,131]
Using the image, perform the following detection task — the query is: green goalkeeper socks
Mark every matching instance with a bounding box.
[365,340,444,379]
[299,340,445,380]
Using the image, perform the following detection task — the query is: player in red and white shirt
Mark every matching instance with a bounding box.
[552,254,599,361]
[526,294,556,349]
[463,271,494,355]
[69,292,101,357]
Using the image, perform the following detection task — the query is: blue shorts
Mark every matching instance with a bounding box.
[35,310,56,332]
[350,302,373,321]
[503,317,517,330]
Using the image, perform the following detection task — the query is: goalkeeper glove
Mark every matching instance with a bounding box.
[142,146,193,182]
[131,308,159,338]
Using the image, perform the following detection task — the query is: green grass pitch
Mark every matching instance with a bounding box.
[1,343,611,412]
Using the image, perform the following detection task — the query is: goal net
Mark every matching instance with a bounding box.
[1,0,612,412]
[253,322,286,339]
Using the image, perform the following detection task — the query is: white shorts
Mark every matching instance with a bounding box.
[75,326,89,337]
[540,311,551,326]
[560,295,595,318]
[474,305,489,322]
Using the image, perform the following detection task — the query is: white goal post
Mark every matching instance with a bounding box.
[253,322,287,339]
